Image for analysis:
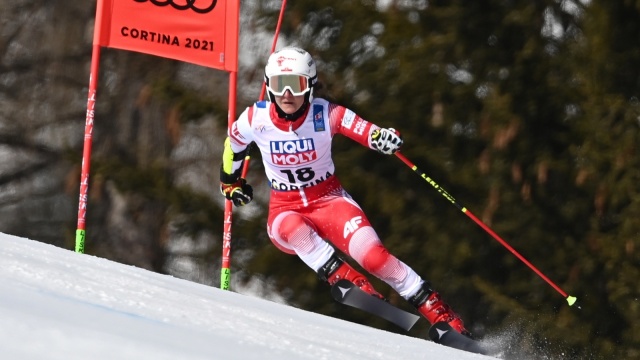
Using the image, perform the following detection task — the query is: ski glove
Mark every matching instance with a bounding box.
[220,179,253,207]
[371,127,403,155]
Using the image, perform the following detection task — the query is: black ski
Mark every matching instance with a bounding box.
[332,280,495,356]
[428,321,490,356]
[331,279,420,331]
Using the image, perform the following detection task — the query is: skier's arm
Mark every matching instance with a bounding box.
[220,108,254,206]
[329,104,403,154]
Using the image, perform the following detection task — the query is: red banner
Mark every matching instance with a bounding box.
[95,0,238,71]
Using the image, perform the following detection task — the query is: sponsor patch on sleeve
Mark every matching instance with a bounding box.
[341,109,356,129]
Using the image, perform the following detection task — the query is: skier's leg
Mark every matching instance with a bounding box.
[347,228,470,335]
[268,210,334,270]
[317,253,384,299]
[308,195,470,335]
[268,211,383,298]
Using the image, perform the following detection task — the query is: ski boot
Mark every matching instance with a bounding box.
[408,281,471,337]
[318,254,384,300]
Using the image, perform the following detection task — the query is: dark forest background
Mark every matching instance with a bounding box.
[1,1,638,359]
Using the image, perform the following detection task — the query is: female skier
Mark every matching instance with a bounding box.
[220,47,470,336]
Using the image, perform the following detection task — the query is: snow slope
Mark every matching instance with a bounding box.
[0,232,496,360]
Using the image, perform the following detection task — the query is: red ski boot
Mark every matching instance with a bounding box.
[408,282,471,337]
[318,254,384,299]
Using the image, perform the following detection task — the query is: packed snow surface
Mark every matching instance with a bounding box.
[0,233,497,359]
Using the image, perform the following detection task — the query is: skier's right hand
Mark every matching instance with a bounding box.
[371,127,403,155]
[220,179,253,206]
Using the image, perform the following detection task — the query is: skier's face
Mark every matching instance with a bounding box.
[274,90,305,115]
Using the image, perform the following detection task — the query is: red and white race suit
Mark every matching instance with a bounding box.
[227,99,422,298]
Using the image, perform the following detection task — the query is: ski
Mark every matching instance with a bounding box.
[331,279,420,331]
[332,280,496,356]
[428,321,490,356]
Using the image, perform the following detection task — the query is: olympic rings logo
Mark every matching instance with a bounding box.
[133,0,218,14]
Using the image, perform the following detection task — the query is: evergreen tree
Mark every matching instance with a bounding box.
[567,1,640,358]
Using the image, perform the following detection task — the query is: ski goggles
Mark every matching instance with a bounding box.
[267,74,311,96]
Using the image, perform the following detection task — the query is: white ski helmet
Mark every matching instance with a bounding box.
[264,47,317,103]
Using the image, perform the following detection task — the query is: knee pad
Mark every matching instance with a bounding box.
[278,213,309,239]
[269,211,315,254]
[362,244,392,274]
[270,211,334,271]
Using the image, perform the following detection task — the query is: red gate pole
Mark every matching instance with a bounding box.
[75,0,107,253]
[220,0,288,290]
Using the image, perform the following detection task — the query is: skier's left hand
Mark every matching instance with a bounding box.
[371,127,403,155]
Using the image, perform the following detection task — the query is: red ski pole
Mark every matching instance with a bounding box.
[395,151,579,308]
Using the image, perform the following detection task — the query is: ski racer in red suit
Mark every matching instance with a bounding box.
[220,47,470,336]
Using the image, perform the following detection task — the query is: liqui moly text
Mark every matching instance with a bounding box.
[270,139,317,165]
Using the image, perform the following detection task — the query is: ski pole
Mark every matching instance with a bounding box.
[395,151,579,308]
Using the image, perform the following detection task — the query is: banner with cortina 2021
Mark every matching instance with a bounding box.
[95,0,238,71]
